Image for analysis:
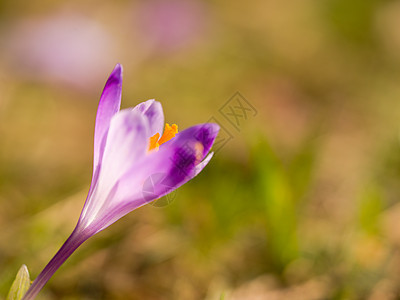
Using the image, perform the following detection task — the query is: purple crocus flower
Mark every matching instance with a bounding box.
[22,64,219,300]
[5,12,118,90]
[135,0,208,53]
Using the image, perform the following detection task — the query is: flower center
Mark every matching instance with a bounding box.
[148,123,178,151]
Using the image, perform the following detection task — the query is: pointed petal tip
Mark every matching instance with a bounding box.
[199,122,220,136]
[108,63,123,84]
[113,63,123,73]
[93,64,123,169]
[208,122,220,136]
[201,123,219,156]
[198,122,220,144]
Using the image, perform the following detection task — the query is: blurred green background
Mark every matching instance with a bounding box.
[2,0,400,299]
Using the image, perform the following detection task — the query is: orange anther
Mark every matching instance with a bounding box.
[148,123,178,151]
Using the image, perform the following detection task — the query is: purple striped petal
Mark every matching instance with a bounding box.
[159,123,220,188]
[99,109,149,186]
[113,123,220,209]
[83,153,213,233]
[80,109,149,227]
[93,64,122,173]
[132,99,164,137]
[164,122,220,158]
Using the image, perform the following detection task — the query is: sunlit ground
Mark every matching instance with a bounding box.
[2,0,400,299]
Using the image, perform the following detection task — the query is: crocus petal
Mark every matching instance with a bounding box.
[144,151,215,202]
[165,123,220,156]
[159,123,220,186]
[194,151,213,176]
[118,123,219,205]
[80,109,149,227]
[93,64,122,173]
[99,109,149,184]
[132,99,164,137]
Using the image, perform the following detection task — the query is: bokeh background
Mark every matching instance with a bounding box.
[2,0,400,299]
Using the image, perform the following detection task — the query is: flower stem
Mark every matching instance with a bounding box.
[21,228,89,300]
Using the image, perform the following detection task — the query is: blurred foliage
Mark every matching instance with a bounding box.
[3,0,400,299]
[323,0,381,45]
[6,265,30,300]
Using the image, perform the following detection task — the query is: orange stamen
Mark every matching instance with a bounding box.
[148,123,178,151]
[148,132,160,151]
[158,123,178,145]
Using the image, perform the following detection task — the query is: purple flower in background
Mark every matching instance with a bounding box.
[135,0,208,53]
[22,64,219,300]
[5,12,118,90]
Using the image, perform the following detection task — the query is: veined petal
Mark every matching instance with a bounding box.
[158,123,220,188]
[132,99,164,137]
[85,153,217,233]
[93,64,122,174]
[165,123,220,158]
[102,123,220,217]
[141,151,215,205]
[98,108,149,195]
[80,109,149,227]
